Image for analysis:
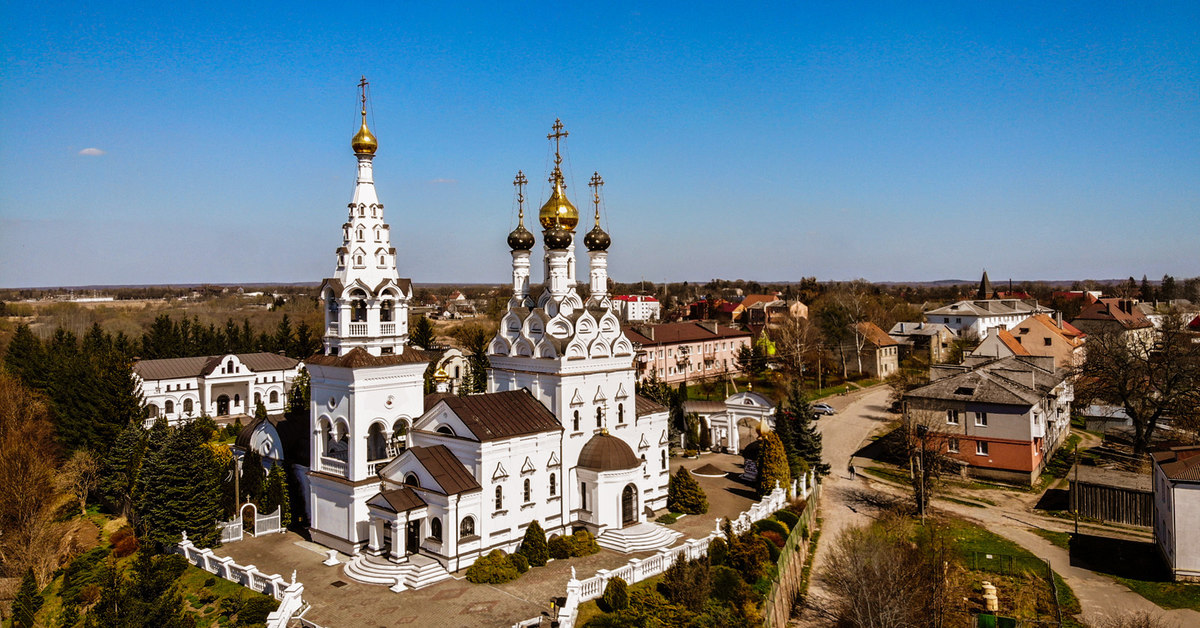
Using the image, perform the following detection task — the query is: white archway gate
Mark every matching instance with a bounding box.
[217,503,284,543]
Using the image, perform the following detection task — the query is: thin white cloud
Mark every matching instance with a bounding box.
[429,178,457,184]
[78,148,106,156]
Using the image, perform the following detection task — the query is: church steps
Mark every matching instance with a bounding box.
[343,553,451,589]
[596,522,682,554]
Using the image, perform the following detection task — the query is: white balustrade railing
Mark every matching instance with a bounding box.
[380,323,395,335]
[547,472,814,628]
[348,323,367,336]
[319,456,347,476]
[176,533,305,628]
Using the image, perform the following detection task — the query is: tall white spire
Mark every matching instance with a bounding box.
[320,78,412,356]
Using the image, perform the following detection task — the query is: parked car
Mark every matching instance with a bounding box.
[812,403,836,416]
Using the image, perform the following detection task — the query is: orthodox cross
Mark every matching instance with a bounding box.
[588,171,604,220]
[547,118,568,167]
[513,170,528,219]
[358,76,369,114]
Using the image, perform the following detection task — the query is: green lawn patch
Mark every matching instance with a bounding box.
[862,466,910,485]
[574,574,662,626]
[1112,577,1200,611]
[1029,528,1071,551]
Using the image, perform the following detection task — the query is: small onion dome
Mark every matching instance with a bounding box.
[577,432,640,471]
[433,366,449,382]
[583,223,610,251]
[351,116,378,155]
[544,225,573,250]
[507,222,535,251]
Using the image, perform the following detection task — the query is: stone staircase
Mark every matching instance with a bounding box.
[343,553,451,590]
[597,522,683,554]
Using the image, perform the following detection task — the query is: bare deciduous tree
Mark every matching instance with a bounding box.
[59,449,99,515]
[1075,313,1200,453]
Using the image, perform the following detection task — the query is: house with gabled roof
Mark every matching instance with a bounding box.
[903,355,1073,484]
[133,352,301,425]
[1151,446,1200,582]
[1070,298,1154,348]
[835,322,900,379]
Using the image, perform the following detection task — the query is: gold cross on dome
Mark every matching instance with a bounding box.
[513,170,528,216]
[547,118,568,166]
[588,172,604,219]
[358,76,369,114]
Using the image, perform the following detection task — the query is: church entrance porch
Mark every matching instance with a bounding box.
[217,395,230,416]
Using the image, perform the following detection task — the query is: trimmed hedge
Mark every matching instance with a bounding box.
[773,509,800,529]
[752,517,789,538]
[602,576,630,611]
[517,520,549,567]
[465,550,520,584]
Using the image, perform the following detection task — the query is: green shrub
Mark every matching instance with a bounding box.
[784,498,808,515]
[511,552,530,574]
[548,535,571,560]
[728,533,770,583]
[755,432,791,497]
[110,526,140,558]
[237,596,279,626]
[667,468,709,515]
[655,513,678,524]
[602,576,630,611]
[773,509,800,529]
[759,531,784,561]
[683,449,698,457]
[752,517,789,538]
[465,550,520,584]
[708,537,729,566]
[517,520,549,567]
[569,530,600,556]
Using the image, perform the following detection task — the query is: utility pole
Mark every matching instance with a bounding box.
[233,454,241,510]
[916,424,929,524]
[1073,442,1079,535]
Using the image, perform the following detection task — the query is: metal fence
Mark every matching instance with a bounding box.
[965,553,1062,627]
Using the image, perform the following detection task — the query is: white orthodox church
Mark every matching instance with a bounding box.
[304,85,675,588]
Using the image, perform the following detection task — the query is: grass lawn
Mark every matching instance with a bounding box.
[1112,577,1200,611]
[573,574,663,626]
[1030,528,1071,551]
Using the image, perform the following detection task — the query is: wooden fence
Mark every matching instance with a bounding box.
[762,480,821,628]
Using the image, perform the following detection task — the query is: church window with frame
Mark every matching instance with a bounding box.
[572,410,580,431]
[523,479,531,503]
[183,399,193,414]
[495,486,503,511]
[254,392,261,406]
[270,390,279,404]
[596,407,602,428]
[661,450,667,470]
[430,517,442,542]
[549,473,557,497]
[617,403,624,424]
[460,516,475,539]
[165,400,174,414]
[581,482,588,510]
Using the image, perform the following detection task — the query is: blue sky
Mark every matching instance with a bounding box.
[1,2,1197,288]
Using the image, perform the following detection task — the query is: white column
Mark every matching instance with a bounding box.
[390,519,404,560]
[547,249,570,296]
[367,516,380,552]
[589,250,608,300]
[511,250,531,304]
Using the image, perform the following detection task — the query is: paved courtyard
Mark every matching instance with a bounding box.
[214,453,759,627]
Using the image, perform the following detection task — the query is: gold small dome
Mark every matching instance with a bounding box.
[434,367,449,382]
[352,114,377,155]
[539,172,578,231]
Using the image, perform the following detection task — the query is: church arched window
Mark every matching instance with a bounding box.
[357,228,364,240]
[165,400,174,414]
[327,297,339,320]
[380,301,393,322]
[596,407,602,428]
[351,299,367,323]
[495,486,503,511]
[618,403,625,424]
[404,473,419,487]
[436,425,455,436]
[356,255,363,266]
[460,516,475,538]
[523,479,531,503]
[572,410,580,431]
[549,473,557,497]
[430,517,442,541]
[661,450,667,470]
[234,394,240,408]
[254,392,261,406]
[367,423,387,461]
[148,404,159,418]
[183,399,193,414]
[270,390,279,404]
[227,359,234,373]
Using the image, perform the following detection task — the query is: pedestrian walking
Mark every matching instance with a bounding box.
[848,459,856,479]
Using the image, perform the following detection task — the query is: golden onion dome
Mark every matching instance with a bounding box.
[539,173,579,231]
[351,113,377,155]
[434,367,449,382]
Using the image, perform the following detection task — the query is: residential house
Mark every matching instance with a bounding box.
[836,322,899,379]
[925,271,1055,340]
[730,293,782,324]
[972,314,1086,369]
[1070,298,1155,347]
[1151,446,1200,582]
[744,299,802,335]
[613,294,661,323]
[889,322,957,364]
[624,321,753,384]
[903,355,1073,484]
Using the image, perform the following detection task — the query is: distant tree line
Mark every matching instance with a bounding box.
[139,313,320,360]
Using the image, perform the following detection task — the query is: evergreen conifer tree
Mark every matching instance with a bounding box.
[517,520,549,566]
[783,382,830,477]
[409,315,436,350]
[12,568,44,628]
[754,431,790,496]
[667,467,709,514]
[263,463,292,527]
[4,324,49,390]
[136,421,222,546]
